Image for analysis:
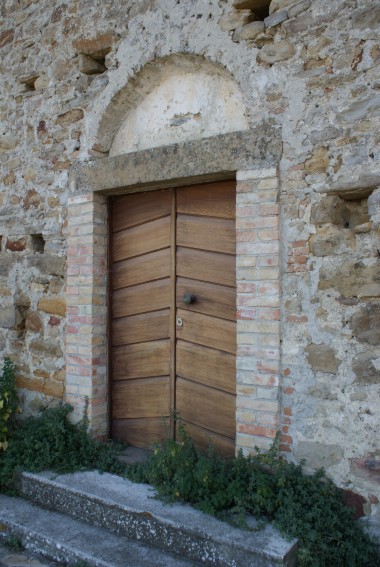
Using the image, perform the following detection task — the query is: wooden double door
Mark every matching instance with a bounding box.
[110,180,236,456]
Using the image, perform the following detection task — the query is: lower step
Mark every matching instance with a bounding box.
[0,494,197,566]
[19,471,297,566]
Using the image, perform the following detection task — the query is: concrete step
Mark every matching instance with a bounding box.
[0,494,197,566]
[19,471,297,566]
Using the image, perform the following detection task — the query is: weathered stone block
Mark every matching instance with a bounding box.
[350,304,380,346]
[56,109,84,127]
[23,189,42,209]
[257,40,295,64]
[27,255,65,277]
[25,311,43,333]
[287,0,311,18]
[0,255,15,277]
[129,0,156,18]
[351,452,380,484]
[72,32,116,58]
[0,29,14,49]
[269,0,293,14]
[318,262,380,298]
[341,94,380,122]
[305,147,329,174]
[353,6,380,31]
[307,383,337,400]
[34,76,49,90]
[38,297,66,317]
[220,11,254,31]
[233,21,265,40]
[310,196,347,226]
[305,343,342,373]
[0,133,20,151]
[0,306,16,329]
[78,54,106,75]
[295,441,344,469]
[353,352,380,384]
[29,338,63,358]
[264,9,288,27]
[309,225,354,256]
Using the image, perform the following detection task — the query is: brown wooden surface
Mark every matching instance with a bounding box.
[176,421,235,457]
[176,308,236,354]
[112,278,170,318]
[112,248,170,290]
[176,277,236,320]
[176,340,235,394]
[111,181,236,452]
[113,216,170,262]
[176,247,236,287]
[177,214,235,255]
[113,189,171,233]
[112,340,170,380]
[112,418,168,448]
[177,182,235,219]
[112,310,170,346]
[112,376,170,419]
[176,377,235,439]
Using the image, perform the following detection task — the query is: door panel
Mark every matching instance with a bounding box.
[176,377,235,439]
[113,249,170,290]
[113,340,170,380]
[112,278,170,318]
[111,181,236,455]
[177,215,235,254]
[177,247,235,287]
[113,418,168,449]
[176,421,235,458]
[177,181,235,218]
[112,310,170,346]
[176,308,236,355]
[176,277,236,320]
[112,377,170,419]
[113,216,170,262]
[113,189,171,232]
[176,340,235,394]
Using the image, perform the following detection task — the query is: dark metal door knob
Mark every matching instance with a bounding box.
[183,293,196,304]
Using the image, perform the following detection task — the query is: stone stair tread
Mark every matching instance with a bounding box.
[19,471,297,566]
[0,494,197,567]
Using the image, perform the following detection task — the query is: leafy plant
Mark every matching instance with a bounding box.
[0,402,125,493]
[2,533,23,551]
[126,424,379,567]
[0,358,19,452]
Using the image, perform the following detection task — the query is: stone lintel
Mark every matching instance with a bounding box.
[70,128,282,195]
[321,172,380,200]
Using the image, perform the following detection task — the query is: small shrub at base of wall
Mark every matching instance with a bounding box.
[126,426,379,567]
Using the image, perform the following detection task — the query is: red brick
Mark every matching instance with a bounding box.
[66,325,79,334]
[259,308,280,321]
[238,424,277,438]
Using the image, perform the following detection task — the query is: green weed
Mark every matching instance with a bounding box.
[0,358,19,452]
[126,424,379,567]
[0,402,125,493]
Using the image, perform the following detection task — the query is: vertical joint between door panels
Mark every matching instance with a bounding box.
[169,188,177,439]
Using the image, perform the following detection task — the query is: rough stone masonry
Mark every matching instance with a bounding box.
[0,0,379,518]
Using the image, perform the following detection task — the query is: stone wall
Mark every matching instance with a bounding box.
[0,0,379,515]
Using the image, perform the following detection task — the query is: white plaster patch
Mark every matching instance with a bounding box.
[110,70,248,155]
